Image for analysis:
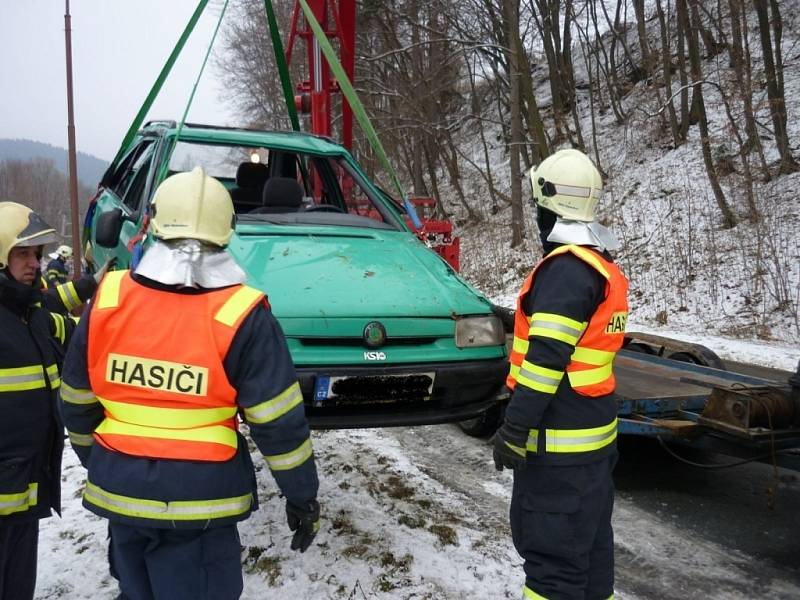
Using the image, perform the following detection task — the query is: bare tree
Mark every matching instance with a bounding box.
[684,0,736,228]
[503,0,527,247]
[753,0,798,174]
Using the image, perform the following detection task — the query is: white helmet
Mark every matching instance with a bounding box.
[529,149,603,222]
[150,167,235,247]
[56,245,73,259]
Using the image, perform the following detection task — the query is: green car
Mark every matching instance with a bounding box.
[88,121,508,428]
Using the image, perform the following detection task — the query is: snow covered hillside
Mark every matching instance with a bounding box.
[451,2,800,349]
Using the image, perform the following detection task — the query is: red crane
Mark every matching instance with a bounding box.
[284,0,460,271]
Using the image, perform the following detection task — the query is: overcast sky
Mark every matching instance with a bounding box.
[0,0,238,161]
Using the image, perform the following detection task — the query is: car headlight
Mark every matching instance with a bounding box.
[455,316,505,348]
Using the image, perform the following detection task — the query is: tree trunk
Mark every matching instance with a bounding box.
[675,0,692,137]
[655,0,682,146]
[686,0,737,228]
[754,0,798,173]
[633,0,653,78]
[728,0,762,155]
[513,6,549,163]
[504,0,526,247]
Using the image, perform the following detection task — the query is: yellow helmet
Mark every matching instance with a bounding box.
[56,244,73,259]
[0,202,58,269]
[149,167,235,247]
[529,149,603,222]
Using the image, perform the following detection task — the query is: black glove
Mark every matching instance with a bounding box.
[492,420,530,471]
[286,499,320,553]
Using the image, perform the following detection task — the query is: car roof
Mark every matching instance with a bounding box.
[140,121,348,156]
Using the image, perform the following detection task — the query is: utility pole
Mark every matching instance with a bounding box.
[64,0,82,276]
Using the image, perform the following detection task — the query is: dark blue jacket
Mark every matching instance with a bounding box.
[0,274,80,524]
[44,258,69,287]
[60,273,319,529]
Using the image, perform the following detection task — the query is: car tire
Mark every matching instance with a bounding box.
[458,404,501,437]
[666,349,726,370]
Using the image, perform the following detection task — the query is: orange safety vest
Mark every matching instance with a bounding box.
[507,244,629,396]
[87,270,265,462]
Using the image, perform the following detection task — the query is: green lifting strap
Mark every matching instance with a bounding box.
[111,0,210,168]
[264,0,301,132]
[295,0,420,228]
[157,0,231,184]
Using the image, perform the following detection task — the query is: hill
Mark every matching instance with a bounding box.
[0,138,108,187]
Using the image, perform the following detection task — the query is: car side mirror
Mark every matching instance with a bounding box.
[95,208,125,248]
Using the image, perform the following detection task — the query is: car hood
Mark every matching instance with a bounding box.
[227,225,491,319]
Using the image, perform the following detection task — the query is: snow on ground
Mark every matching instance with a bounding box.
[37,340,800,600]
[38,430,519,599]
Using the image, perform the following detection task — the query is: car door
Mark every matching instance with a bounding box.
[90,138,158,268]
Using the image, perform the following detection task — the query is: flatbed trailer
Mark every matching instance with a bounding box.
[616,350,800,471]
[462,325,800,470]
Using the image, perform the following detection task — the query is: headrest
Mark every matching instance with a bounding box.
[236,162,269,188]
[262,177,304,208]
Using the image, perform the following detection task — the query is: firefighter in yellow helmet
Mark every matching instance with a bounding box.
[493,149,629,600]
[44,244,73,287]
[60,167,320,599]
[0,201,105,598]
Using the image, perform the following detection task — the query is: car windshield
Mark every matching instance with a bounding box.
[167,140,402,231]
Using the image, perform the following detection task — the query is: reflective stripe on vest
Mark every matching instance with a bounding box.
[96,269,126,309]
[83,480,253,522]
[88,271,264,462]
[0,364,60,392]
[526,418,618,454]
[507,245,628,397]
[0,483,38,516]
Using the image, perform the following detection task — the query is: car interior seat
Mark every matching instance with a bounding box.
[230,162,269,213]
[250,177,304,214]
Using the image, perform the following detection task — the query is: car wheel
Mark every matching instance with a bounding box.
[458,405,501,437]
[667,349,725,370]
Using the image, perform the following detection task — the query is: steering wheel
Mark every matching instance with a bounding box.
[303,204,345,213]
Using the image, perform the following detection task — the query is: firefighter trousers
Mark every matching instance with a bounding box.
[108,522,243,600]
[510,454,617,600]
[0,520,38,600]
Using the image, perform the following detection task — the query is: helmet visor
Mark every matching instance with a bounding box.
[538,177,602,202]
[14,211,57,248]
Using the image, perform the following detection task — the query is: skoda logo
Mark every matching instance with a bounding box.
[363,321,387,348]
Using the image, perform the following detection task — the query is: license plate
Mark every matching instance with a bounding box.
[313,372,435,406]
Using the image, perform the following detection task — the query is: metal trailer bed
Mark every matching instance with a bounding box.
[615,350,800,471]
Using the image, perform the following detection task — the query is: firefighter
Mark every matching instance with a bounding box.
[0,202,86,599]
[60,167,320,600]
[493,149,628,600]
[44,244,72,287]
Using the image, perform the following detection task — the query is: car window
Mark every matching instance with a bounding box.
[110,140,156,211]
[166,140,400,229]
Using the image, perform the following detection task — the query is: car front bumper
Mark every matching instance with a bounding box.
[297,358,509,429]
